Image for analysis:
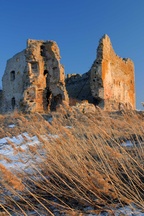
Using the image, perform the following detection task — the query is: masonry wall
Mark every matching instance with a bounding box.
[66,35,135,110]
[65,72,93,103]
[1,35,135,113]
[1,39,69,113]
[2,50,26,112]
[22,39,69,112]
[0,90,3,112]
[90,35,135,110]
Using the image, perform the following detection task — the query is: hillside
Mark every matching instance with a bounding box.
[0,105,144,215]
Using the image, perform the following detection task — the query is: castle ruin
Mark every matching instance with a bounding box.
[1,39,69,113]
[0,35,135,113]
[66,35,135,110]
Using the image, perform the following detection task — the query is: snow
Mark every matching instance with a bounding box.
[48,117,53,123]
[121,140,133,147]
[0,132,58,172]
[8,124,15,128]
[24,205,144,216]
[65,125,73,129]
[0,137,8,144]
[84,205,144,216]
[114,205,144,216]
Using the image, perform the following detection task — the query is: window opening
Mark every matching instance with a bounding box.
[40,45,45,56]
[10,71,15,81]
[44,70,48,76]
[11,97,16,110]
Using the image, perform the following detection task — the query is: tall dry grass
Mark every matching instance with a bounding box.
[0,107,144,215]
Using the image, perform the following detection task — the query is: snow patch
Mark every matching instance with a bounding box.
[8,124,15,128]
[65,125,73,129]
[121,140,133,147]
[0,132,58,172]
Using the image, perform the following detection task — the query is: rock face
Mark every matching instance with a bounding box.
[66,34,135,110]
[1,39,69,113]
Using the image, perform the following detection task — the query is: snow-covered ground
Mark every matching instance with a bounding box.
[0,127,59,173]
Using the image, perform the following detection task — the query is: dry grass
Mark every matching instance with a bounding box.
[0,107,144,215]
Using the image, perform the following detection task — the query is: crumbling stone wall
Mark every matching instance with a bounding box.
[66,35,135,110]
[90,34,135,110]
[65,72,93,103]
[0,90,3,112]
[1,35,135,113]
[2,50,26,112]
[2,39,69,113]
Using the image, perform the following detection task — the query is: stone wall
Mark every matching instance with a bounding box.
[1,39,69,113]
[22,39,69,112]
[66,35,135,110]
[65,72,93,103]
[1,35,135,113]
[0,90,3,112]
[2,50,26,112]
[90,34,135,110]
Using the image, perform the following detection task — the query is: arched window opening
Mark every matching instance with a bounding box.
[10,71,15,81]
[44,70,48,76]
[11,97,16,110]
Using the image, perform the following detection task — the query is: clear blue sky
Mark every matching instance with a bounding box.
[0,0,144,109]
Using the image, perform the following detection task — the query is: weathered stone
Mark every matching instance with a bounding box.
[90,34,135,110]
[1,39,69,113]
[0,35,135,113]
[66,34,135,110]
[0,89,3,112]
[74,100,96,113]
[65,72,93,103]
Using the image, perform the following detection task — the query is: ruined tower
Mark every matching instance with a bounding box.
[66,34,135,110]
[90,34,135,110]
[2,39,69,113]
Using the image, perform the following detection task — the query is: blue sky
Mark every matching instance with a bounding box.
[0,0,144,109]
